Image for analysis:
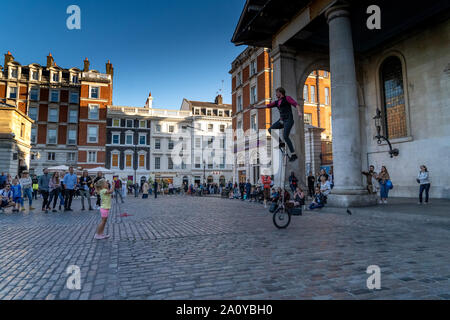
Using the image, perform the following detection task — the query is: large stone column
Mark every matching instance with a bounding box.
[325,5,377,207]
[270,45,306,189]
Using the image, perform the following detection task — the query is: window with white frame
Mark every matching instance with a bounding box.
[112,119,120,127]
[125,153,133,168]
[30,87,39,101]
[195,156,201,168]
[126,119,133,128]
[90,86,99,99]
[48,108,58,122]
[47,128,57,144]
[310,85,315,103]
[251,114,257,131]
[47,152,56,161]
[250,60,257,76]
[88,151,97,163]
[168,125,174,133]
[112,133,120,145]
[303,85,308,102]
[237,95,242,112]
[168,157,173,170]
[208,124,213,132]
[67,152,76,162]
[250,85,257,104]
[68,109,78,123]
[87,126,98,143]
[50,90,59,102]
[52,72,59,82]
[32,70,39,81]
[218,110,223,117]
[125,133,133,145]
[237,72,242,86]
[111,153,119,168]
[208,137,213,148]
[139,134,146,145]
[304,113,312,125]
[28,106,38,121]
[138,154,146,168]
[10,68,18,79]
[206,109,212,116]
[31,127,37,144]
[139,120,146,128]
[155,139,161,149]
[71,74,79,84]
[237,120,242,137]
[194,108,200,115]
[220,124,225,133]
[325,87,330,105]
[88,105,99,120]
[9,87,17,99]
[195,137,201,149]
[69,92,79,104]
[168,139,174,150]
[154,157,161,170]
[67,129,77,145]
[155,124,161,132]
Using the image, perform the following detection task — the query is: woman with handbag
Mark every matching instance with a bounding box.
[377,166,391,204]
[417,165,431,204]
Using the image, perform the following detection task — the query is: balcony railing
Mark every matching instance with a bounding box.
[108,106,192,118]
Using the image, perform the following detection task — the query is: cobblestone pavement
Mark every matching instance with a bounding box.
[0,195,449,300]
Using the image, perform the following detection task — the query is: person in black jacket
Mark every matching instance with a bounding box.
[79,170,93,211]
[153,181,158,199]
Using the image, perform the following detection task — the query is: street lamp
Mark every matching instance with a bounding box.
[373,108,399,158]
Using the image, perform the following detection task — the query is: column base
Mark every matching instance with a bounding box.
[327,189,378,207]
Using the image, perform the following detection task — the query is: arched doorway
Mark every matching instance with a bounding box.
[302,69,333,179]
[219,175,226,186]
[183,176,189,186]
[207,176,213,184]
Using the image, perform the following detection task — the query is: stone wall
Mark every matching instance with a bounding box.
[360,19,450,198]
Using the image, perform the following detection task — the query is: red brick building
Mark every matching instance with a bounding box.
[229,47,272,183]
[0,51,113,174]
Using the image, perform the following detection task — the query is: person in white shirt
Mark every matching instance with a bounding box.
[417,165,431,204]
[319,175,331,196]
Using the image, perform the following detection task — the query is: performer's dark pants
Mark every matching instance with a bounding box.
[268,118,295,153]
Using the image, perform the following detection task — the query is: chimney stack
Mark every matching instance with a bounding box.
[46,53,54,68]
[83,57,90,72]
[4,51,14,66]
[215,94,223,105]
[145,92,153,108]
[106,60,114,76]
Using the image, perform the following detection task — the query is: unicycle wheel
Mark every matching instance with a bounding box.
[273,208,291,229]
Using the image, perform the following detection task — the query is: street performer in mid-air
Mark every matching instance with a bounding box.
[253,87,303,162]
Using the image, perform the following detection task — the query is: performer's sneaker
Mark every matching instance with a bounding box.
[290,154,298,162]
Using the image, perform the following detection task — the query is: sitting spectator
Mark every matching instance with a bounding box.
[320,175,332,196]
[290,187,305,207]
[0,184,14,212]
[309,187,327,210]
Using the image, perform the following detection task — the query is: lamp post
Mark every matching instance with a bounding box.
[373,108,399,158]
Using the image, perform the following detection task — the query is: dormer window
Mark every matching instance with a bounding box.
[71,74,79,83]
[52,72,60,82]
[32,70,39,81]
[10,68,18,79]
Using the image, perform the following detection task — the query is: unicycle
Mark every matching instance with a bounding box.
[272,138,292,229]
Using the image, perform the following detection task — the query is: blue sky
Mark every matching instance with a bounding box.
[1,0,246,109]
